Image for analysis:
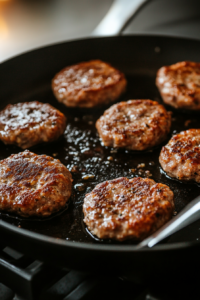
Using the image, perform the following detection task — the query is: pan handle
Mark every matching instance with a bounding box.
[92,0,149,36]
[136,195,200,249]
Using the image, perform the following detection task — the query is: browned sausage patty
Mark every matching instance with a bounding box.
[0,101,67,149]
[52,60,127,107]
[156,61,200,110]
[159,129,200,182]
[83,177,174,241]
[0,150,72,218]
[96,100,171,150]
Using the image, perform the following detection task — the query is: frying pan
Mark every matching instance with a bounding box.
[0,0,200,284]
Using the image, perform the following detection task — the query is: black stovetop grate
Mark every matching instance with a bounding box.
[0,243,199,300]
[0,243,146,300]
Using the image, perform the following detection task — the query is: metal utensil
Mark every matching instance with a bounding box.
[137,195,200,249]
[92,0,149,36]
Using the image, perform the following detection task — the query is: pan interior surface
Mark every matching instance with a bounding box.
[0,36,200,247]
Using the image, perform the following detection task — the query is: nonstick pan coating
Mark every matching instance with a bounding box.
[0,35,200,278]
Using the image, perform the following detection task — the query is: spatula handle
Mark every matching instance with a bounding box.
[137,195,200,249]
[92,0,149,36]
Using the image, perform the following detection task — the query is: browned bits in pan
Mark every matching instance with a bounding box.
[145,170,152,177]
[74,183,86,192]
[107,156,113,161]
[96,99,172,150]
[156,61,200,110]
[184,120,191,127]
[137,163,145,168]
[52,60,127,107]
[0,101,66,149]
[0,150,72,218]
[83,177,174,241]
[82,174,95,180]
[159,129,200,182]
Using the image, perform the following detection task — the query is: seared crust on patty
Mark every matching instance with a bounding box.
[156,61,200,110]
[52,60,127,107]
[83,177,174,241]
[0,150,72,217]
[96,100,171,150]
[0,101,67,149]
[159,129,200,182]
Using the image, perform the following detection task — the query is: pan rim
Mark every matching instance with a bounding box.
[0,219,199,252]
[1,33,200,65]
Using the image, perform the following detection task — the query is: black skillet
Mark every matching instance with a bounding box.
[1,34,200,283]
[1,0,200,282]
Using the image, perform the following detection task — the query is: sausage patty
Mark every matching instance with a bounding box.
[0,150,72,217]
[159,129,200,182]
[83,177,174,241]
[52,60,127,107]
[156,61,200,110]
[96,100,171,150]
[0,101,67,149]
